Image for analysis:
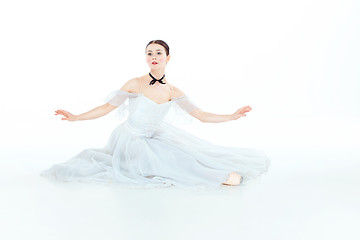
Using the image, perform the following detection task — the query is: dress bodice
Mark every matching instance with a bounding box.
[105,89,200,138]
[125,94,173,138]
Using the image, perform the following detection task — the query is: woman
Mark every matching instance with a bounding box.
[41,40,270,189]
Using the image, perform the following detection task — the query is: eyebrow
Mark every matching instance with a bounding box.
[147,49,163,52]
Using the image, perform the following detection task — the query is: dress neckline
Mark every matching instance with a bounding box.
[139,93,173,105]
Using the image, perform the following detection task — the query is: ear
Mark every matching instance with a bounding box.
[167,55,171,63]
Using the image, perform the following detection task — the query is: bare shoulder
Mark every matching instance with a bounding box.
[119,77,140,93]
[170,85,186,98]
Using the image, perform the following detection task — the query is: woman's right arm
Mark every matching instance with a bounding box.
[75,103,118,121]
[55,78,139,122]
[55,103,118,121]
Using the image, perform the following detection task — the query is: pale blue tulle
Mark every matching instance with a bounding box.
[41,90,271,190]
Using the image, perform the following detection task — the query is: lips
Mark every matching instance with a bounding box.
[152,61,158,65]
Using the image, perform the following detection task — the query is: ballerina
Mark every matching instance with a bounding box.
[43,40,270,189]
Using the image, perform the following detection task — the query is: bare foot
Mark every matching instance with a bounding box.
[222,172,243,186]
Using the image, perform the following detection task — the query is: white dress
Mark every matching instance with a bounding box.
[41,87,271,190]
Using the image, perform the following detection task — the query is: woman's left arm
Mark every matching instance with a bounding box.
[190,106,252,123]
[171,85,252,123]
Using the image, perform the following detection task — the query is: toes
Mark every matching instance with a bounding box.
[223,172,243,186]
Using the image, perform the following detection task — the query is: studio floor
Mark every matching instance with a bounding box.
[1,145,359,240]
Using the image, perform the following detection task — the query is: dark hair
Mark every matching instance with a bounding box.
[145,40,170,56]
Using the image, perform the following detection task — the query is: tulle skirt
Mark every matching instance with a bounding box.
[41,121,271,190]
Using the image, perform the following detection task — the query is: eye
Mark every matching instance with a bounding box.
[147,53,152,56]
[157,52,162,55]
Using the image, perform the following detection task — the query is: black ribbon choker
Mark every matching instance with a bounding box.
[149,73,166,85]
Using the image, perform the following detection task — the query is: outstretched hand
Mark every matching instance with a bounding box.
[55,109,77,122]
[231,105,252,120]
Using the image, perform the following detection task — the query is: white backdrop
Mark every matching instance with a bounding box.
[1,1,360,240]
[1,0,359,151]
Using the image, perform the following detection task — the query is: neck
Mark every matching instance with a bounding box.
[149,69,166,83]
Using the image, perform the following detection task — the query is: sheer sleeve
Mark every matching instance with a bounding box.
[173,95,200,113]
[163,94,201,125]
[104,89,138,121]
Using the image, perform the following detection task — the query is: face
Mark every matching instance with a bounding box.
[145,44,170,69]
